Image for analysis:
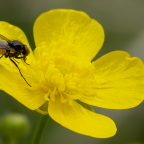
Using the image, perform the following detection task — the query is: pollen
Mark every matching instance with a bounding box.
[24,41,96,104]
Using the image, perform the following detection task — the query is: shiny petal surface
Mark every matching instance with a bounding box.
[34,9,104,61]
[80,51,144,109]
[48,98,117,138]
[0,65,45,110]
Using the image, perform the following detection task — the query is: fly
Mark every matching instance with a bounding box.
[0,34,31,87]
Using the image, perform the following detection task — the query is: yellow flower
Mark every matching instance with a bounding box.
[0,9,144,138]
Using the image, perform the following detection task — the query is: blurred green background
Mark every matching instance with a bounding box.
[0,0,144,144]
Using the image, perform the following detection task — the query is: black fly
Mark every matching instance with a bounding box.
[0,34,31,87]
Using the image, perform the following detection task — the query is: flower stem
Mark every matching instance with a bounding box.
[31,114,50,144]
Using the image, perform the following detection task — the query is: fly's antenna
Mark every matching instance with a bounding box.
[9,58,31,87]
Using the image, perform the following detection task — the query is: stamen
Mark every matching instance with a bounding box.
[60,93,67,103]
[44,91,50,101]
[50,88,56,102]
[28,41,97,105]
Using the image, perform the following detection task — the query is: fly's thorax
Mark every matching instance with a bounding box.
[8,40,23,51]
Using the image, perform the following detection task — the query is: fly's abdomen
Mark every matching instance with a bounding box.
[0,49,6,55]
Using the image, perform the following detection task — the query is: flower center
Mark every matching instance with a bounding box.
[25,41,96,104]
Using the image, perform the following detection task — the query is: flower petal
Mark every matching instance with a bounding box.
[0,65,45,110]
[48,98,117,138]
[0,21,30,49]
[33,9,104,61]
[80,51,144,109]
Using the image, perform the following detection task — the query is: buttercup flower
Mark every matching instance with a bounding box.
[0,9,144,138]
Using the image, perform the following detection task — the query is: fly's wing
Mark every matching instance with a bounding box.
[0,35,16,58]
[0,34,10,42]
[0,34,15,53]
[0,41,15,52]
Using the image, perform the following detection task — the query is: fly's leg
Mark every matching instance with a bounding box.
[0,54,5,59]
[12,58,20,64]
[15,56,30,65]
[9,58,31,87]
[24,61,29,65]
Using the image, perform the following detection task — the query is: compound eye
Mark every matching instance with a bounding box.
[24,45,30,56]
